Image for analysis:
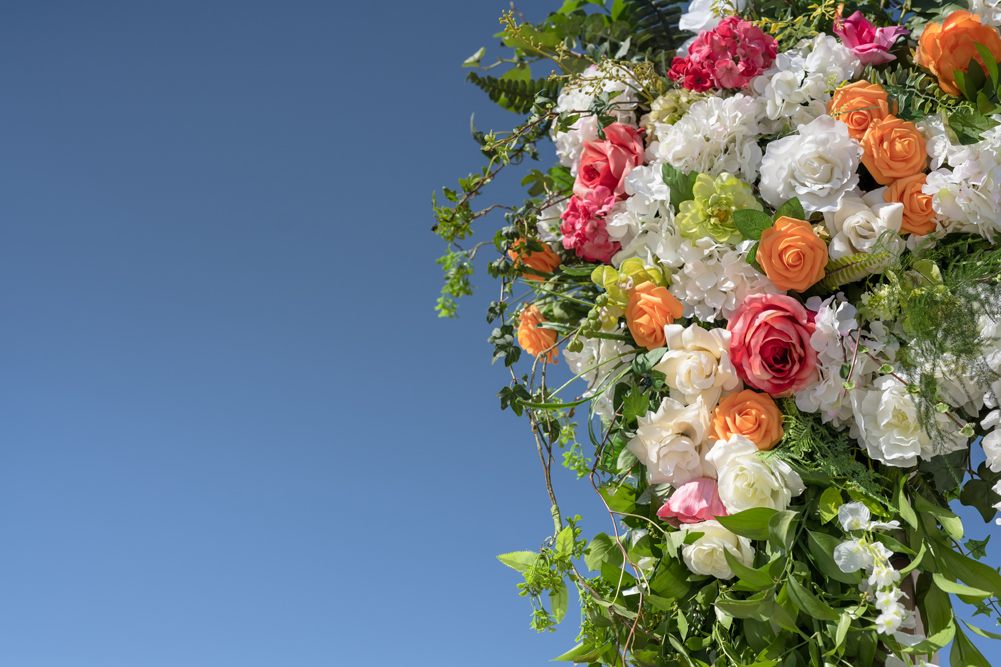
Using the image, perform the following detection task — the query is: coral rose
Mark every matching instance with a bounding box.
[657,478,728,525]
[756,217,828,292]
[625,282,684,350]
[573,123,645,200]
[883,174,937,235]
[710,390,785,451]
[917,10,1001,96]
[860,116,928,185]
[727,294,819,396]
[517,305,558,363]
[507,239,561,281]
[826,81,890,141]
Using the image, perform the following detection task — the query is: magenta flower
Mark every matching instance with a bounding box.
[657,478,728,526]
[833,11,909,65]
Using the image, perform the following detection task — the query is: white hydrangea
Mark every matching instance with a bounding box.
[605,164,674,250]
[653,323,741,408]
[750,34,861,133]
[758,115,863,213]
[536,198,567,243]
[646,94,763,183]
[824,190,904,261]
[851,374,968,467]
[628,395,713,487]
[916,112,969,171]
[923,118,1001,241]
[970,0,1001,26]
[552,64,639,174]
[664,237,782,322]
[563,329,630,420]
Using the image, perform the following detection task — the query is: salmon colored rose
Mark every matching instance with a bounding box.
[710,390,785,451]
[826,81,890,141]
[883,174,937,235]
[507,239,561,281]
[756,217,828,292]
[860,116,928,185]
[625,282,684,350]
[517,305,558,363]
[573,123,645,200]
[727,294,819,396]
[916,10,1001,96]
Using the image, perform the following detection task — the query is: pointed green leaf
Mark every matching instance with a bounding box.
[717,507,777,541]
[724,548,776,591]
[932,572,991,598]
[773,197,806,221]
[787,576,840,621]
[733,209,774,241]
[498,551,539,572]
[462,46,486,68]
[550,582,569,623]
[976,42,999,85]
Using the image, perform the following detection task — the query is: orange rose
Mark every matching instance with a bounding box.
[710,390,785,451]
[756,217,827,292]
[860,116,928,185]
[917,10,1001,96]
[884,174,937,235]
[517,305,558,363]
[507,238,561,281]
[625,282,684,350]
[826,81,890,141]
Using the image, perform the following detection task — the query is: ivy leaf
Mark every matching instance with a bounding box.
[733,209,774,241]
[661,163,698,213]
[965,536,991,560]
[960,479,1001,523]
[773,197,806,221]
[622,388,650,422]
[918,449,967,493]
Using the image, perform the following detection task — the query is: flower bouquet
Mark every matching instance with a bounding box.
[432,1,1001,665]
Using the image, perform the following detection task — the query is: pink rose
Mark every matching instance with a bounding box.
[727,294,819,396]
[560,186,620,263]
[572,123,645,200]
[657,478,727,526]
[833,12,908,65]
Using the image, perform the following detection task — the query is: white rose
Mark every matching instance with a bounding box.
[706,435,805,512]
[653,323,741,408]
[680,520,754,579]
[824,190,904,260]
[628,396,712,487]
[758,115,862,213]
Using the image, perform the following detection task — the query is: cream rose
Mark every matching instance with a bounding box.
[680,520,754,579]
[628,396,712,487]
[653,324,742,408]
[706,434,805,512]
[823,190,904,260]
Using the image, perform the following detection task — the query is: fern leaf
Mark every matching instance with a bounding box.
[817,250,891,291]
[626,0,688,53]
[466,72,559,115]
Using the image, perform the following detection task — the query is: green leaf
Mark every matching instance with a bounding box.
[498,551,539,572]
[962,619,1001,641]
[715,595,773,620]
[622,388,650,423]
[585,533,622,571]
[905,619,956,654]
[955,69,971,101]
[807,531,860,584]
[733,209,774,241]
[951,625,992,667]
[977,42,1000,85]
[949,106,1001,145]
[899,542,927,577]
[550,582,569,623]
[787,576,840,621]
[773,197,806,221]
[724,548,776,591]
[817,251,891,291]
[462,46,486,68]
[835,612,851,647]
[818,487,843,524]
[661,163,698,214]
[937,541,1001,599]
[598,484,636,514]
[873,532,916,556]
[967,57,988,100]
[913,493,964,539]
[650,557,691,600]
[897,482,919,529]
[932,572,992,598]
[768,510,799,551]
[960,479,1001,523]
[717,507,777,541]
[965,536,991,559]
[555,526,575,556]
[552,642,595,662]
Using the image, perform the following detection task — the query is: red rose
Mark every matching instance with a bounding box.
[572,123,645,200]
[727,294,819,396]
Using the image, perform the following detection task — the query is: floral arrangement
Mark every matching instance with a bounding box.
[432,0,1001,665]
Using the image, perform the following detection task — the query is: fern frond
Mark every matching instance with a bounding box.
[626,0,688,54]
[466,72,561,115]
[818,250,891,291]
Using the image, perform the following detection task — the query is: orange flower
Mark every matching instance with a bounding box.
[826,81,890,141]
[710,390,785,451]
[625,282,684,350]
[517,305,558,363]
[917,10,1001,96]
[507,239,561,281]
[756,217,827,292]
[860,116,928,185]
[884,174,937,235]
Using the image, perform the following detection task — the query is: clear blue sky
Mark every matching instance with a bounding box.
[0,1,997,665]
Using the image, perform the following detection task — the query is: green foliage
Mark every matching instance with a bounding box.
[863,61,962,121]
[624,0,689,56]
[467,71,562,115]
[816,250,892,292]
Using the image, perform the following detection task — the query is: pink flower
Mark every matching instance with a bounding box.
[657,478,727,525]
[670,17,777,91]
[833,11,908,65]
[572,123,645,200]
[560,187,620,263]
[727,294,819,396]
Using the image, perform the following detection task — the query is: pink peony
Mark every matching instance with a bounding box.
[560,187,620,263]
[572,123,645,200]
[727,294,819,396]
[833,11,908,65]
[670,17,777,91]
[657,478,728,525]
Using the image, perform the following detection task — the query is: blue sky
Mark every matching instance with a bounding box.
[0,1,998,665]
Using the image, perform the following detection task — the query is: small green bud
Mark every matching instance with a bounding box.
[595,294,609,307]
[879,364,894,374]
[960,423,975,438]
[566,339,584,353]
[842,381,856,391]
[935,402,950,413]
